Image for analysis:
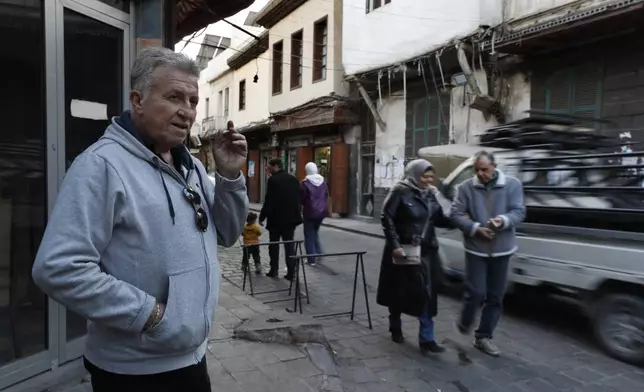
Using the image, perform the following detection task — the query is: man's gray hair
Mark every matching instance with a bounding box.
[474,150,496,164]
[130,47,200,94]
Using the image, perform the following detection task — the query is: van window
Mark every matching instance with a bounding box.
[445,165,475,199]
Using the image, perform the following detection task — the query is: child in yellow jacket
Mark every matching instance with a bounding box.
[242,212,262,274]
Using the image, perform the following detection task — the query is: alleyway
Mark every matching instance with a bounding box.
[214,224,644,392]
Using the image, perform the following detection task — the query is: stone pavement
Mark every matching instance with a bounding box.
[14,220,644,392]
[220,223,644,392]
[34,271,345,392]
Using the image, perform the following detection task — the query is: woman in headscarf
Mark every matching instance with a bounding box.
[376,159,451,355]
[300,162,329,265]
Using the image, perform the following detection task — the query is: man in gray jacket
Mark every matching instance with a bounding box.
[451,151,525,356]
[32,48,248,391]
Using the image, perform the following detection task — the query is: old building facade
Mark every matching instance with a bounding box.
[197,0,359,215]
[343,0,644,216]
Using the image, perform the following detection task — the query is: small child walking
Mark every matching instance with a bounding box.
[242,212,262,274]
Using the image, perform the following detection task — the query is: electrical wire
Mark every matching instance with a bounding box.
[179,37,361,72]
[200,1,261,41]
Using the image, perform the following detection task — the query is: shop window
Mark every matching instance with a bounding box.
[272,40,283,95]
[313,17,327,82]
[404,93,449,160]
[1,0,48,369]
[290,30,303,89]
[238,80,246,111]
[545,65,603,119]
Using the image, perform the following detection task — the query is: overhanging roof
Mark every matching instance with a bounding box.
[483,0,644,54]
[254,0,308,28]
[175,0,255,42]
[227,30,269,70]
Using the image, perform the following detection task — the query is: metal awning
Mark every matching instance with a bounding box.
[484,0,644,54]
[270,96,360,132]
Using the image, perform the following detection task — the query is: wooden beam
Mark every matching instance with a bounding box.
[355,80,386,132]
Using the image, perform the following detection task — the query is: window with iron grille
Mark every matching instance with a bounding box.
[238,80,246,111]
[404,93,450,160]
[545,65,603,119]
[290,30,303,89]
[272,41,283,95]
[313,17,328,82]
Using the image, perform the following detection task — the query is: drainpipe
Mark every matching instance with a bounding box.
[456,41,482,96]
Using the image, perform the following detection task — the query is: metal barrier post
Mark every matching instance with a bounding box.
[290,251,372,328]
[236,240,308,304]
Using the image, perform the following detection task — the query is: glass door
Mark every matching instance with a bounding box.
[55,0,130,364]
[0,0,51,388]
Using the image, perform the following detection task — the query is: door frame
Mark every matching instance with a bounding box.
[53,0,131,366]
[0,0,131,388]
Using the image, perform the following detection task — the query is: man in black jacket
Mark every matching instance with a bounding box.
[259,158,302,279]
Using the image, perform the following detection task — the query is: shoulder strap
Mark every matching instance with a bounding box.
[420,197,434,241]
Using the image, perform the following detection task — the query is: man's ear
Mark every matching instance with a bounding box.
[130,90,144,113]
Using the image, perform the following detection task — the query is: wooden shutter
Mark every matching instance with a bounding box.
[412,99,427,156]
[330,142,349,214]
[546,69,571,114]
[296,146,313,181]
[545,65,602,119]
[405,108,414,158]
[439,92,450,145]
[572,65,603,119]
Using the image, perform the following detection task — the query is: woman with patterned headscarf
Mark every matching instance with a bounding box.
[376,159,452,355]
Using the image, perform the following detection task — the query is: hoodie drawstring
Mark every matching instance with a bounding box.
[154,158,176,225]
[195,168,213,218]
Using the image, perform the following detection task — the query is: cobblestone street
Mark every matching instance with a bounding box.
[218,223,644,392]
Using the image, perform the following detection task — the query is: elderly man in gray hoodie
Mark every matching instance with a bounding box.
[451,151,525,357]
[32,48,248,391]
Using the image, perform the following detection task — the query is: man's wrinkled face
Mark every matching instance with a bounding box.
[474,156,496,183]
[131,67,198,151]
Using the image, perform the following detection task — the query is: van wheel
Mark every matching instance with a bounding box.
[594,293,644,365]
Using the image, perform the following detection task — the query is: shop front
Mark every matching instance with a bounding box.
[272,126,354,216]
[0,0,249,388]
[0,1,131,388]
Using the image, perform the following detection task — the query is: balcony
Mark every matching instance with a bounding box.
[201,115,230,140]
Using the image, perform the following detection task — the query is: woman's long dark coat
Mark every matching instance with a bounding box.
[376,184,451,318]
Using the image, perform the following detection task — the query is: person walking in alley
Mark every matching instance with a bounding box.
[377,159,451,355]
[242,212,263,274]
[31,47,248,392]
[259,158,302,279]
[451,150,525,357]
[300,162,328,265]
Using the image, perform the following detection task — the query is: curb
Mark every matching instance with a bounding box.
[248,207,385,240]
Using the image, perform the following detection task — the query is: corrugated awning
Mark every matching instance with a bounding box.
[175,0,254,41]
[485,0,644,54]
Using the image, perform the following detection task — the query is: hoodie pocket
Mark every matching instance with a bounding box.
[141,267,208,354]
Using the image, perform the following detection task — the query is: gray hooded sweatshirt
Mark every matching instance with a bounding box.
[32,116,248,374]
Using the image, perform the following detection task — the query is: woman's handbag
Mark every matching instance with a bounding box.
[392,216,432,266]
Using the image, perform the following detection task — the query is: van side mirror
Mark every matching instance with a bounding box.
[437,178,448,194]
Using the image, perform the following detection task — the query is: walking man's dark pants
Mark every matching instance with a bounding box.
[458,253,510,339]
[85,356,211,392]
[268,226,296,276]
